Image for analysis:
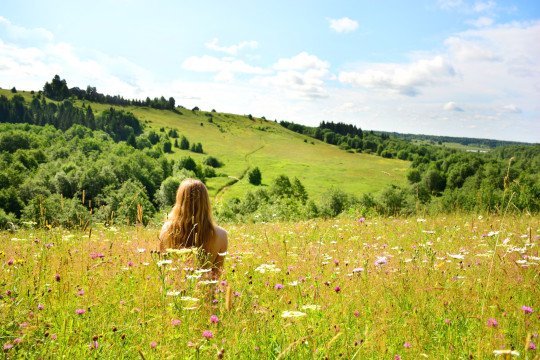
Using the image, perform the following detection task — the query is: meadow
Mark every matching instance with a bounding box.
[1,213,538,359]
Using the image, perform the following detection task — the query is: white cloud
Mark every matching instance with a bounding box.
[274,52,329,70]
[438,0,463,10]
[205,38,258,55]
[469,16,494,27]
[253,68,331,99]
[445,36,498,61]
[182,55,269,74]
[0,16,54,46]
[328,17,359,33]
[500,104,522,113]
[443,101,464,111]
[214,71,235,83]
[339,56,456,96]
[473,1,496,13]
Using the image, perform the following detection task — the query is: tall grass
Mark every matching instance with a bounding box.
[1,214,538,359]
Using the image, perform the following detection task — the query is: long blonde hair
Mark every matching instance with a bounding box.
[166,178,215,248]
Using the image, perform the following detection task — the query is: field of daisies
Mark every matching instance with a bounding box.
[1,214,539,359]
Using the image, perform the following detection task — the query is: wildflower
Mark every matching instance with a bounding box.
[281,311,306,318]
[77,289,85,296]
[210,315,219,324]
[521,306,534,313]
[76,309,85,315]
[352,267,364,273]
[359,218,365,223]
[529,342,536,350]
[493,349,520,357]
[55,274,60,281]
[150,341,157,348]
[354,311,359,317]
[187,341,194,347]
[51,334,57,340]
[19,322,28,329]
[171,319,181,326]
[334,259,339,266]
[137,248,145,253]
[7,259,13,265]
[274,284,284,289]
[120,300,126,304]
[202,331,213,339]
[487,318,498,327]
[3,343,13,351]
[395,356,401,360]
[404,342,412,348]
[13,338,20,345]
[445,318,451,324]
[233,291,241,297]
[37,304,44,310]
[375,257,387,266]
[128,261,134,267]
[334,286,341,293]
[89,341,99,350]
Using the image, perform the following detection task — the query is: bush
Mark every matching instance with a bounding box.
[203,156,222,168]
[248,167,262,186]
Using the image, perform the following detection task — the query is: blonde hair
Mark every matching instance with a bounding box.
[165,178,215,249]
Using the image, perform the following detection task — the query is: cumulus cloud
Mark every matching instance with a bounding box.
[443,101,464,111]
[445,36,498,61]
[182,55,269,74]
[0,16,54,46]
[205,38,258,55]
[339,56,456,96]
[473,1,496,13]
[253,68,331,99]
[274,52,329,70]
[328,17,359,33]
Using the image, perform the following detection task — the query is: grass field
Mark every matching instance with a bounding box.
[0,89,409,202]
[1,213,538,359]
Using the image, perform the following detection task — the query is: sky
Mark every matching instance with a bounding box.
[1,0,539,143]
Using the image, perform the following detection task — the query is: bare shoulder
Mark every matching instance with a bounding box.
[213,225,228,250]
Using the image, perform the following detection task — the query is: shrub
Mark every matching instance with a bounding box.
[203,156,222,168]
[248,167,262,186]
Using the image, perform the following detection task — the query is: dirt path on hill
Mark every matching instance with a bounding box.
[214,142,265,199]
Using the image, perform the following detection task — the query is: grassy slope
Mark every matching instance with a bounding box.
[1,89,409,201]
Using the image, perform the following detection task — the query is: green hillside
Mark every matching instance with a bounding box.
[0,88,409,202]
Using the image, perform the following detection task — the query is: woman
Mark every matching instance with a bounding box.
[159,178,228,276]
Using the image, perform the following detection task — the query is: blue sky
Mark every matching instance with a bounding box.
[1,0,539,142]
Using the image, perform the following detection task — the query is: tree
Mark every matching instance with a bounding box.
[179,135,189,150]
[127,134,137,148]
[178,156,197,172]
[162,140,172,153]
[147,131,159,145]
[291,177,308,204]
[248,167,262,185]
[271,175,293,197]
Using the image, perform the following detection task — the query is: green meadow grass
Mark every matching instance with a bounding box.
[1,214,538,359]
[0,89,409,202]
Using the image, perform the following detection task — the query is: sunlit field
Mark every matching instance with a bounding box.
[1,214,538,359]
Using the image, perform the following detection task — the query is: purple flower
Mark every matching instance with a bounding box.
[13,338,20,345]
[334,260,339,266]
[45,243,53,248]
[404,342,412,348]
[487,318,498,327]
[77,289,85,296]
[529,342,536,350]
[274,284,284,289]
[445,319,451,324]
[395,356,401,360]
[37,304,44,310]
[353,267,364,273]
[89,341,99,350]
[354,311,359,317]
[359,218,365,223]
[76,309,85,315]
[233,291,241,297]
[171,319,181,326]
[3,343,13,351]
[55,274,60,281]
[334,286,341,293]
[19,322,28,329]
[210,315,219,324]
[51,334,57,340]
[150,341,157,348]
[521,306,534,313]
[202,331,213,339]
[7,259,14,265]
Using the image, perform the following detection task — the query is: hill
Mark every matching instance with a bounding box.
[0,88,409,202]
